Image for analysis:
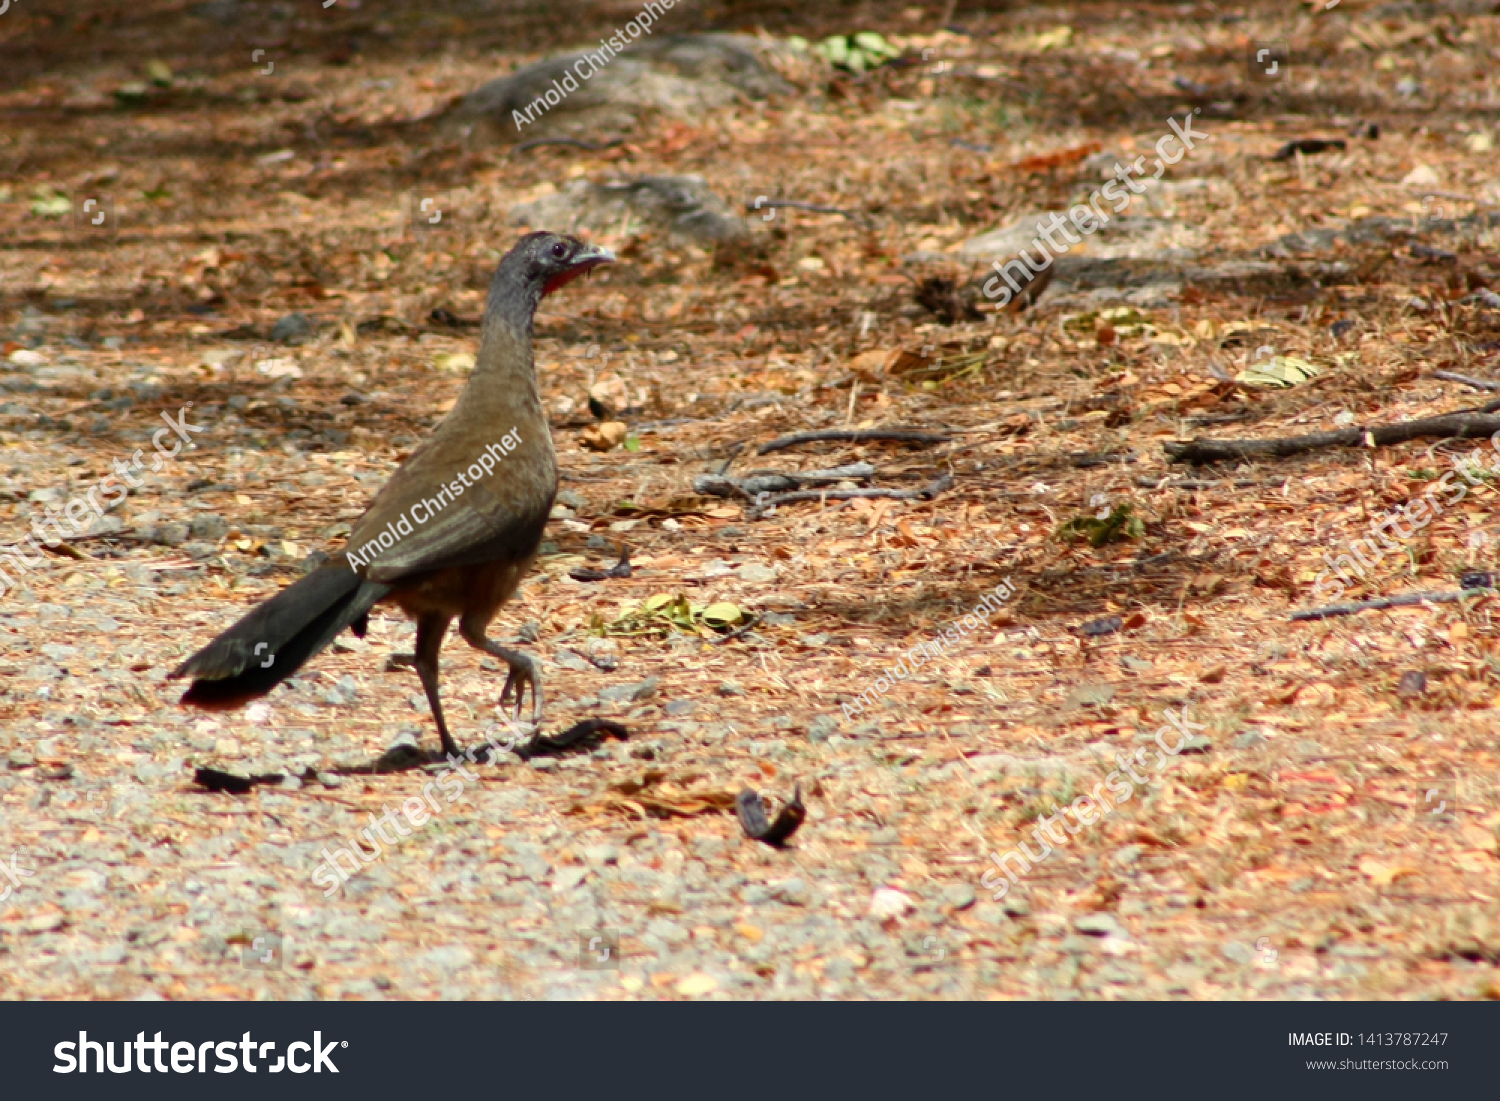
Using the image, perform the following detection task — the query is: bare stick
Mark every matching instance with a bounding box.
[759,428,950,455]
[694,462,876,498]
[748,472,954,519]
[710,613,763,646]
[513,138,621,154]
[1291,587,1488,622]
[1397,184,1499,208]
[744,198,866,222]
[1433,370,1500,392]
[1165,412,1500,465]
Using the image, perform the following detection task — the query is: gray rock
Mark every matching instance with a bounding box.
[581,844,619,867]
[512,175,746,246]
[941,884,976,911]
[1221,941,1255,965]
[552,649,592,672]
[600,676,658,703]
[143,521,189,546]
[188,513,230,540]
[420,945,475,971]
[444,34,792,145]
[270,312,313,344]
[961,213,1206,264]
[645,918,689,946]
[771,878,811,906]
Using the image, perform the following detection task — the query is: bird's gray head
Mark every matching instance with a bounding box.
[491,232,615,320]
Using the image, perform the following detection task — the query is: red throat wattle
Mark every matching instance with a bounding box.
[542,259,605,297]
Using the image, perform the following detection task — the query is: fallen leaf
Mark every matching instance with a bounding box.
[675,973,718,997]
[1358,857,1420,886]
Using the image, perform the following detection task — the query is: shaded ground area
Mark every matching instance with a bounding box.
[1,0,1500,1000]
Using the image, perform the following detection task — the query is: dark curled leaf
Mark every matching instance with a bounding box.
[516,718,629,760]
[1075,615,1123,637]
[1269,138,1346,162]
[193,767,281,793]
[569,545,632,583]
[737,785,806,848]
[428,307,474,327]
[1396,670,1427,698]
[1460,570,1494,591]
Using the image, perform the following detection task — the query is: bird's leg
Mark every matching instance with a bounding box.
[459,621,544,731]
[413,614,460,760]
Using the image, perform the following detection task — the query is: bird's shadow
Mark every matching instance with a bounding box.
[190,718,628,791]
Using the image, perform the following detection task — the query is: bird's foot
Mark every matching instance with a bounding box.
[497,649,545,728]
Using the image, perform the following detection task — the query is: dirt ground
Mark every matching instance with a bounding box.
[2,0,1500,1000]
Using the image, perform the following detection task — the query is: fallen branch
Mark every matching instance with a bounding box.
[513,137,621,154]
[1291,584,1491,622]
[1165,411,1500,465]
[568,545,632,583]
[759,428,950,455]
[1269,138,1346,162]
[710,612,762,646]
[1433,370,1500,392]
[1135,477,1266,490]
[1397,183,1499,208]
[694,462,875,498]
[744,197,864,222]
[747,472,954,519]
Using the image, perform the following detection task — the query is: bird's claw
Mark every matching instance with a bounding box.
[498,655,544,729]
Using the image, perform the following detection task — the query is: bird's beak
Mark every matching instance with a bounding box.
[543,243,616,297]
[576,243,616,267]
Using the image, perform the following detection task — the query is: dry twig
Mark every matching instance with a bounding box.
[758,428,950,455]
[1165,412,1500,465]
[1291,586,1489,622]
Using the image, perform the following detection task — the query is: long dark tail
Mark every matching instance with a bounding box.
[171,562,391,709]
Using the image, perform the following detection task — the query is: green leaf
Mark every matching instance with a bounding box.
[701,602,744,626]
[30,189,71,218]
[1057,503,1144,547]
[114,81,151,103]
[642,593,675,614]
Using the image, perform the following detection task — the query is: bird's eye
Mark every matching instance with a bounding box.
[550,242,568,259]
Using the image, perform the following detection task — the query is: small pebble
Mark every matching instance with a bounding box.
[870,888,914,919]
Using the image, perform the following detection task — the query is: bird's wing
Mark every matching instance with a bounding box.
[346,471,551,582]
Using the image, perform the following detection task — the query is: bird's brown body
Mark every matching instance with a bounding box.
[171,232,614,757]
